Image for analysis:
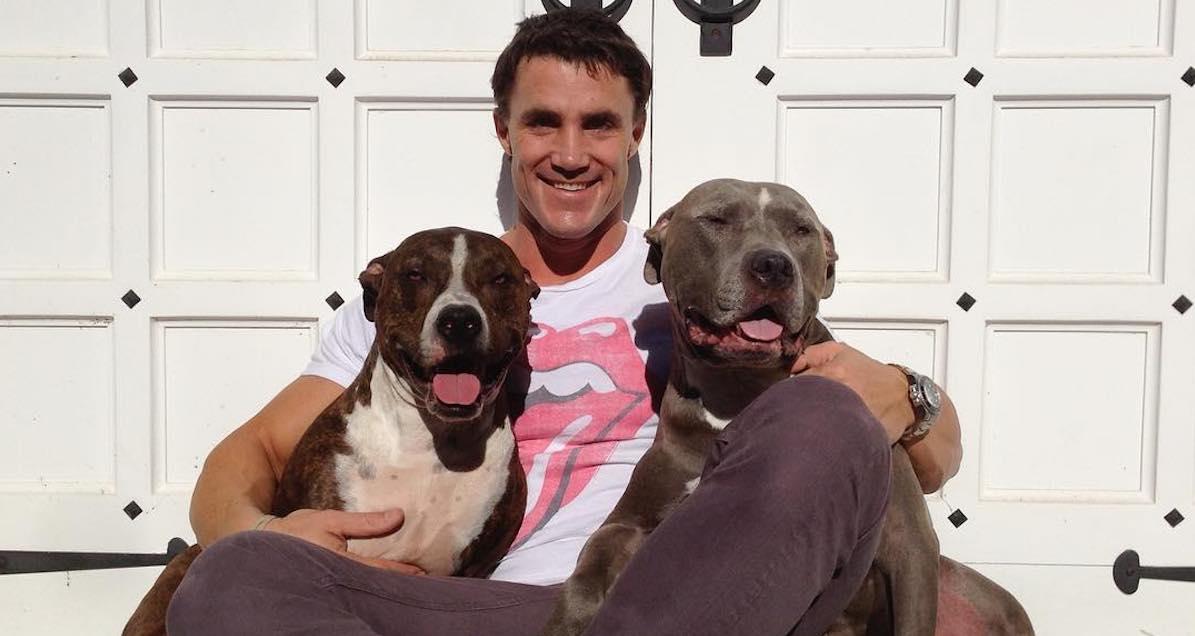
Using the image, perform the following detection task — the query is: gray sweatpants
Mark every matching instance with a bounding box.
[167,376,892,635]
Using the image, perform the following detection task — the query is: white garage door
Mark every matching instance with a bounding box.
[0,1,1192,633]
[653,1,1195,634]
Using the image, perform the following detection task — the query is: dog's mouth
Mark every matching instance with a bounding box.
[683,305,809,362]
[398,345,519,418]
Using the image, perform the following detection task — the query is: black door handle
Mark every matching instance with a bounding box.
[0,538,189,574]
[1113,549,1195,594]
[672,0,761,57]
[542,0,633,23]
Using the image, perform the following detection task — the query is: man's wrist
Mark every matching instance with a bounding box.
[888,363,940,442]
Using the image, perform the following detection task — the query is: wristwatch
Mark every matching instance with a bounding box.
[890,364,941,443]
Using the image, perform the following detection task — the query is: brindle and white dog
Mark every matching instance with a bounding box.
[124,227,538,635]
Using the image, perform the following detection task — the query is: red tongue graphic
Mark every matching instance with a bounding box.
[738,319,784,342]
[432,374,481,405]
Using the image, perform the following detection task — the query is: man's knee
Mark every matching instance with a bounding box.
[738,375,890,460]
[167,531,306,629]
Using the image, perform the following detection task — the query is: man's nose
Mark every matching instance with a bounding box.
[550,127,589,175]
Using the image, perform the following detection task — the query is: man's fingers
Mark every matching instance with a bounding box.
[346,552,426,575]
[329,509,406,539]
[793,341,842,373]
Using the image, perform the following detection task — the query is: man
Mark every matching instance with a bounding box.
[169,10,962,635]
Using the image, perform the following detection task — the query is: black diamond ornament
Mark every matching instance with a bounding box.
[325,68,346,88]
[948,509,968,528]
[1173,295,1192,314]
[121,289,141,309]
[1164,508,1185,527]
[325,292,345,310]
[755,66,775,86]
[118,67,138,87]
[123,501,143,520]
[956,292,976,311]
[963,67,984,87]
[1182,67,1195,87]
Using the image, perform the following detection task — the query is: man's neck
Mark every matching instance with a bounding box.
[503,214,627,286]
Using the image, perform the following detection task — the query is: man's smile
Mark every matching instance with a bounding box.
[538,175,600,192]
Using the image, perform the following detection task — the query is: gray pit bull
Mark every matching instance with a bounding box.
[124,228,538,635]
[543,179,1034,635]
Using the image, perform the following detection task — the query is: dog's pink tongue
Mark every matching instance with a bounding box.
[738,319,784,342]
[432,374,481,405]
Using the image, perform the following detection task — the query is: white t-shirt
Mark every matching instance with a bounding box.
[303,227,671,585]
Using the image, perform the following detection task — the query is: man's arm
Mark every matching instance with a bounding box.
[189,375,342,545]
[901,389,961,493]
[792,342,963,494]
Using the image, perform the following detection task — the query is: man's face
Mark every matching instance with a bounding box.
[495,56,645,241]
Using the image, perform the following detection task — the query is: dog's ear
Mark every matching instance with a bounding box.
[820,225,838,299]
[523,267,540,300]
[643,207,676,285]
[358,251,392,322]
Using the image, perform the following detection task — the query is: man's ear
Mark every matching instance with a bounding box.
[493,109,512,156]
[820,225,838,299]
[358,251,391,322]
[628,113,646,158]
[523,268,540,300]
[643,207,675,285]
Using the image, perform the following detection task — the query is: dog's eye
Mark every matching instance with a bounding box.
[795,224,813,236]
[492,273,511,285]
[405,269,424,281]
[700,216,728,227]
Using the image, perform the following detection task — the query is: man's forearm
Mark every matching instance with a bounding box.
[189,426,279,546]
[902,386,962,494]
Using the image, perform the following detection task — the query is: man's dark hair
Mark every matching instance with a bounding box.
[491,9,652,121]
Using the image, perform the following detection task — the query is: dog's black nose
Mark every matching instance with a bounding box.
[436,305,483,343]
[747,250,794,288]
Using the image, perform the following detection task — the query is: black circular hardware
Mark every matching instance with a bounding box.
[542,0,633,23]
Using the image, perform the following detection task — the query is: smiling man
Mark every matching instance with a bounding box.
[168,10,962,635]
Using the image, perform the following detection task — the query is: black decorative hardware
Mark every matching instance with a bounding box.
[1173,295,1191,315]
[123,500,143,520]
[1182,67,1195,87]
[0,538,189,575]
[326,68,346,88]
[963,67,984,87]
[672,0,761,57]
[947,509,967,528]
[326,292,345,310]
[956,292,976,311]
[1113,550,1195,595]
[118,67,138,87]
[755,65,774,85]
[1164,508,1185,527]
[542,0,633,23]
[121,290,141,309]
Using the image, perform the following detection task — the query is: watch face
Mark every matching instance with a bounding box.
[918,375,941,411]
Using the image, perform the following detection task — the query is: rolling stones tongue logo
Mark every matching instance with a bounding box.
[512,317,655,547]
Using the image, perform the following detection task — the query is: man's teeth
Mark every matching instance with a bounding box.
[550,181,590,191]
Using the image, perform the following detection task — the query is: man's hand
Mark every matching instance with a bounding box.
[264,508,426,575]
[792,341,914,444]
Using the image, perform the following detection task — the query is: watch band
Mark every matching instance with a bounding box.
[889,364,940,443]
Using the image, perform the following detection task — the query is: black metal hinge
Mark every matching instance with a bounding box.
[1113,550,1195,595]
[0,538,189,575]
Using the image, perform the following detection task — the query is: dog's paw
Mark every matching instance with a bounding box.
[541,579,605,636]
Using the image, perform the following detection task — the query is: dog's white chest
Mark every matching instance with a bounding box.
[334,366,513,575]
